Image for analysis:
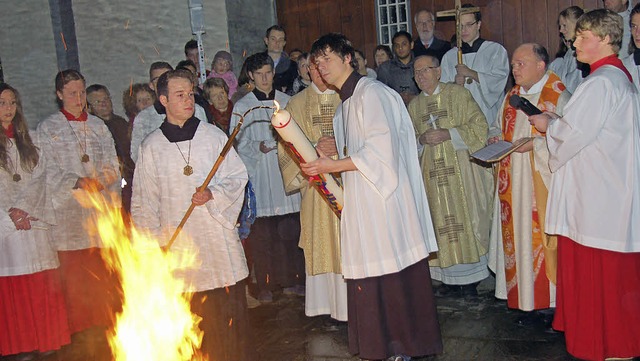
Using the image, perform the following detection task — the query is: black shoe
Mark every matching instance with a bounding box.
[460,282,479,297]
[434,284,462,298]
[515,311,541,327]
[536,309,558,333]
[536,309,555,326]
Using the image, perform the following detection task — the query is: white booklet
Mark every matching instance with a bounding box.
[470,137,533,163]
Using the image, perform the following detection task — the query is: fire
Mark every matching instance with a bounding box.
[76,189,207,361]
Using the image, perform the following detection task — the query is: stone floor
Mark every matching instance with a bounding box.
[1,277,599,361]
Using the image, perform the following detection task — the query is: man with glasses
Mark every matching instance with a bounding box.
[490,43,571,329]
[412,10,451,61]
[277,57,347,322]
[86,84,134,215]
[440,3,509,139]
[408,54,493,298]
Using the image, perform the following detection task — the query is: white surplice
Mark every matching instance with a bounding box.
[619,5,632,59]
[35,112,121,251]
[132,121,249,292]
[549,48,584,94]
[130,103,207,162]
[335,77,438,279]
[545,65,640,253]
[622,55,640,90]
[440,40,509,138]
[230,91,301,217]
[0,144,58,277]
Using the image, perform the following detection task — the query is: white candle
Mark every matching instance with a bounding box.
[271,108,319,164]
[271,107,344,217]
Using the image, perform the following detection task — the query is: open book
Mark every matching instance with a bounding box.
[470,137,534,163]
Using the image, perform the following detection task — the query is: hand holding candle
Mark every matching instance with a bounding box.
[271,101,344,218]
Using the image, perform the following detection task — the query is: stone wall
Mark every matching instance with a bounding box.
[0,0,276,127]
[0,0,59,127]
[73,0,230,123]
[226,0,277,76]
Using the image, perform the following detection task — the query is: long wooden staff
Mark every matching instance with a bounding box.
[165,105,274,250]
[436,1,480,82]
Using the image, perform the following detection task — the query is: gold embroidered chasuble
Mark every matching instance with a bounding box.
[408,83,494,268]
[277,86,342,275]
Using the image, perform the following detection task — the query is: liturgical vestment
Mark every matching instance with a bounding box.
[132,119,249,292]
[408,83,493,285]
[489,71,570,311]
[278,83,347,321]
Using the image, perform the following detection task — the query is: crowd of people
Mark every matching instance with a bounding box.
[1,2,640,361]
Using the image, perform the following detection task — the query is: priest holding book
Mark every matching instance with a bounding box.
[489,43,571,326]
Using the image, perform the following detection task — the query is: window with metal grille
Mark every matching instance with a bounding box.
[375,0,411,46]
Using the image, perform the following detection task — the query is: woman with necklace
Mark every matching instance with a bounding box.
[35,70,122,347]
[0,83,71,359]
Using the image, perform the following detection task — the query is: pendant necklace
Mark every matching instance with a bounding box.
[176,140,193,176]
[67,119,90,162]
[8,139,21,182]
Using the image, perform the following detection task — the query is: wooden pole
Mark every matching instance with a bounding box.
[165,105,274,251]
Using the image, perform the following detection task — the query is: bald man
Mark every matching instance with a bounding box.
[489,43,571,327]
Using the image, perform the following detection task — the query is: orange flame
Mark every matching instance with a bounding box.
[76,187,208,361]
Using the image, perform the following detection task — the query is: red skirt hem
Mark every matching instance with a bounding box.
[0,269,71,355]
[553,236,640,360]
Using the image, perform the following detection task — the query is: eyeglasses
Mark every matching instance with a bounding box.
[461,21,478,30]
[414,66,439,77]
